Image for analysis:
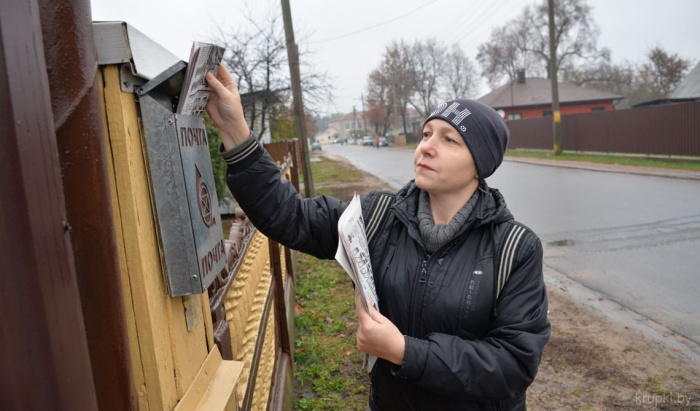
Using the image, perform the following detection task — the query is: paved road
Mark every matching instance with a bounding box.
[321,143,700,346]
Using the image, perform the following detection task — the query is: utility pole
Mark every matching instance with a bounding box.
[548,0,562,155]
[352,105,357,139]
[281,0,314,197]
[361,94,367,136]
[392,86,399,137]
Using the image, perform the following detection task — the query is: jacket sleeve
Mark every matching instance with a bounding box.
[222,135,348,259]
[393,233,550,400]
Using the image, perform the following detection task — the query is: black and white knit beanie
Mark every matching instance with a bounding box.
[423,99,509,180]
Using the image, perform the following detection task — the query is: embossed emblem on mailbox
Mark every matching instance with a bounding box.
[196,165,215,228]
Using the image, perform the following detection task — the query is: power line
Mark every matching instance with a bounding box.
[442,0,492,45]
[446,0,509,47]
[439,1,483,40]
[483,0,538,41]
[307,0,439,44]
[466,0,526,46]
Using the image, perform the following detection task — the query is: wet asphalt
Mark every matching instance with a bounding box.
[321,143,700,346]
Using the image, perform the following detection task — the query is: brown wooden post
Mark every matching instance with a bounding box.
[0,0,98,408]
[37,1,138,409]
[268,240,291,354]
[281,0,314,198]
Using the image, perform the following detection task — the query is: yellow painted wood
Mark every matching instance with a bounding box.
[174,345,244,411]
[170,295,209,398]
[251,305,276,410]
[221,231,274,408]
[238,264,273,409]
[101,64,207,409]
[102,65,165,410]
[199,293,216,350]
[99,67,151,409]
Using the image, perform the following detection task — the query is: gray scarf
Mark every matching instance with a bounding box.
[418,189,479,254]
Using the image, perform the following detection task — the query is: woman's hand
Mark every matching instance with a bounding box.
[205,64,250,150]
[355,296,406,366]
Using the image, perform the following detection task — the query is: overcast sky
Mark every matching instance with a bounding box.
[91,0,700,115]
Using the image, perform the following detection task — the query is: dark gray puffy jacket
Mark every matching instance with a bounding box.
[223,137,550,410]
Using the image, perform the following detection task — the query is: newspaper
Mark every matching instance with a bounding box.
[176,41,226,116]
[335,194,379,372]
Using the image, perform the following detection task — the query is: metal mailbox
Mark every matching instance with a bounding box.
[139,85,226,297]
[94,22,226,296]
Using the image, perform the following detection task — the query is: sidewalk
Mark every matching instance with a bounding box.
[504,156,700,181]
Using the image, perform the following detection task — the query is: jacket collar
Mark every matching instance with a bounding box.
[392,180,513,232]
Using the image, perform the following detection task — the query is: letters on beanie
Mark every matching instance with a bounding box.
[424,99,510,180]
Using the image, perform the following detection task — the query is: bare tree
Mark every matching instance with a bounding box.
[644,46,693,96]
[477,0,604,87]
[380,40,415,135]
[442,43,479,100]
[409,39,446,118]
[215,12,285,139]
[563,51,632,93]
[212,7,333,139]
[477,21,540,89]
[523,0,605,77]
[565,46,693,106]
[366,38,480,136]
[365,69,393,136]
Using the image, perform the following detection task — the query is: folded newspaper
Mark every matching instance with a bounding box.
[335,194,379,372]
[176,41,226,116]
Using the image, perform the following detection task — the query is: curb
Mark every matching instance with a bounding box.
[504,156,700,181]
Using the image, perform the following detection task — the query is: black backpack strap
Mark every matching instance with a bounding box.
[496,223,527,298]
[491,222,527,317]
[366,193,395,245]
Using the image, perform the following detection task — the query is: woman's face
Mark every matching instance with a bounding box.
[414,119,478,196]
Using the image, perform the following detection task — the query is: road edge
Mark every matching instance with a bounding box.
[504,156,700,181]
[544,264,700,364]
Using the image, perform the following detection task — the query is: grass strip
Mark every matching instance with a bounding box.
[293,255,369,410]
[506,149,700,170]
[299,153,363,185]
[294,155,370,410]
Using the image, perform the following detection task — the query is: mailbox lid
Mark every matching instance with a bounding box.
[140,95,200,296]
[93,21,181,80]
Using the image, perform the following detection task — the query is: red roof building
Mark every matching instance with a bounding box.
[477,70,623,120]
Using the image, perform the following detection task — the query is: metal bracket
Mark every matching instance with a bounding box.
[183,295,201,331]
[119,64,145,93]
[137,60,187,97]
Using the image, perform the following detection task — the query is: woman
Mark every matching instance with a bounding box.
[206,65,550,410]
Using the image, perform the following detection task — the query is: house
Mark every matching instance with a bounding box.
[327,111,368,140]
[477,70,623,120]
[314,127,340,144]
[240,89,280,143]
[633,61,700,107]
[328,107,424,144]
[670,61,700,101]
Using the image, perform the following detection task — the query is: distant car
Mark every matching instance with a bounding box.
[333,137,347,144]
[379,137,389,147]
[311,141,322,151]
[361,136,375,146]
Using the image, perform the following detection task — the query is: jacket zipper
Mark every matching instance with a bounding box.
[408,256,429,337]
[407,240,464,337]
